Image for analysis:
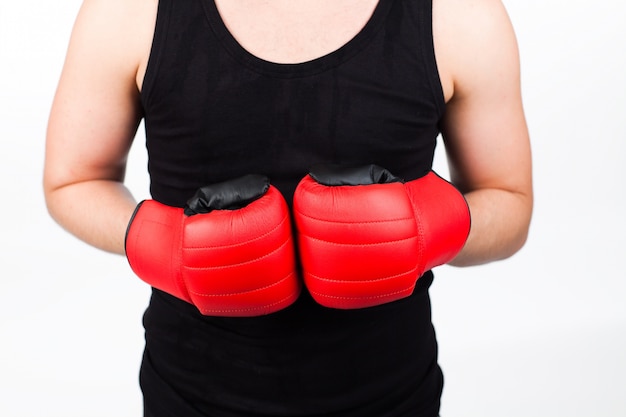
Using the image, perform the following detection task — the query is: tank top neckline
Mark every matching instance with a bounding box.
[201,0,395,78]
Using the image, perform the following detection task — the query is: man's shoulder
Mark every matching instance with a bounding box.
[433,0,519,99]
[71,0,157,81]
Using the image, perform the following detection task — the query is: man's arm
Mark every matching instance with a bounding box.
[434,0,533,266]
[43,0,157,255]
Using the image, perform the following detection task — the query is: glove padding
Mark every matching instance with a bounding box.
[125,174,301,316]
[293,165,470,309]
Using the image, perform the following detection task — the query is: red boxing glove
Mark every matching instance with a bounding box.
[293,165,470,309]
[125,175,301,316]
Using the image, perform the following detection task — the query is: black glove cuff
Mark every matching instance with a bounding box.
[309,164,403,186]
[184,174,270,216]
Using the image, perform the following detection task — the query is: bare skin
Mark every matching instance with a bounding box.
[44,0,532,266]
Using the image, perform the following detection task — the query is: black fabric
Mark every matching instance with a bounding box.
[138,0,446,415]
[141,277,443,417]
[141,0,444,206]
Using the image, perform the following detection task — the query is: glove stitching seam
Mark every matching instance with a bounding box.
[183,215,289,250]
[197,292,299,315]
[188,271,297,297]
[298,234,418,246]
[305,266,418,283]
[294,210,413,225]
[183,237,291,270]
[308,286,415,301]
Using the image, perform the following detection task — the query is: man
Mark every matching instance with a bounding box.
[44,0,532,415]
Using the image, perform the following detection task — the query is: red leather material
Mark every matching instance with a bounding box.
[293,171,470,309]
[404,172,471,273]
[126,186,301,316]
[125,201,190,303]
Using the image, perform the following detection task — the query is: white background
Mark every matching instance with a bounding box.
[1,0,625,416]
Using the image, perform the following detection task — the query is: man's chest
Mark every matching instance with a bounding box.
[212,0,380,63]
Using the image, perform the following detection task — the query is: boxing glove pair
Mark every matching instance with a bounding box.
[125,166,470,316]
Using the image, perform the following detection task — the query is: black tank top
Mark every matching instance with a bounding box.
[139,0,446,415]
